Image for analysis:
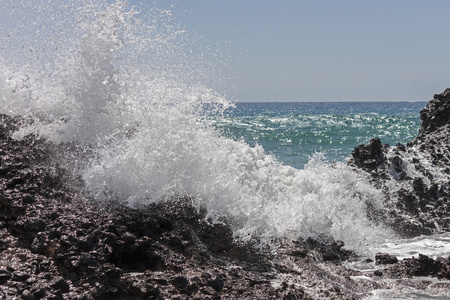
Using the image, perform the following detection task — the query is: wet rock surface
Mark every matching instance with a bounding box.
[0,114,364,299]
[2,87,450,300]
[420,88,450,134]
[370,253,450,283]
[350,138,388,172]
[348,89,450,238]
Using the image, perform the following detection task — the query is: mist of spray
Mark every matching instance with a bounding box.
[0,0,393,254]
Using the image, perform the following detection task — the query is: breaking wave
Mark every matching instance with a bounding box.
[0,0,393,254]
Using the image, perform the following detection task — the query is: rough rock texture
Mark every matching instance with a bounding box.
[0,114,372,299]
[348,89,450,238]
[2,87,450,299]
[350,138,388,172]
[419,88,450,134]
[373,254,450,281]
[375,252,398,265]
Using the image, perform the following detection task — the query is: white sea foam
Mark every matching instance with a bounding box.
[0,0,394,255]
[367,286,450,300]
[379,233,450,260]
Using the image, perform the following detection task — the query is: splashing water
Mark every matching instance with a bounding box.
[0,0,394,254]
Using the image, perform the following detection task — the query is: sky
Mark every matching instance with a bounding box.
[167,0,450,102]
[2,0,450,102]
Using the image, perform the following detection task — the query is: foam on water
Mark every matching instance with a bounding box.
[379,233,450,260]
[367,286,450,300]
[0,0,395,254]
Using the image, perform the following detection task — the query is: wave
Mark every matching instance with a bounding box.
[0,0,393,255]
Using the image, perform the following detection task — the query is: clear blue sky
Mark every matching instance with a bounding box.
[2,0,450,102]
[168,0,450,102]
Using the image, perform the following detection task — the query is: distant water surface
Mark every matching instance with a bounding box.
[215,102,427,169]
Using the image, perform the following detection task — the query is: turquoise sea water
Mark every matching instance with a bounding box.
[216,102,427,169]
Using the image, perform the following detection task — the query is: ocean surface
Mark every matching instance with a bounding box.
[215,102,426,169]
[0,0,446,255]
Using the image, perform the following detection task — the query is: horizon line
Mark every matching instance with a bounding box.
[235,100,429,103]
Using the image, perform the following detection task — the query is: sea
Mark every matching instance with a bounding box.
[1,1,450,298]
[214,102,426,169]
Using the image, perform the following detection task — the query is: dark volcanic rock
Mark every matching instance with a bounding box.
[2,86,450,299]
[384,254,450,280]
[420,88,450,134]
[351,138,388,171]
[1,113,377,299]
[305,234,355,261]
[348,89,450,238]
[375,252,398,265]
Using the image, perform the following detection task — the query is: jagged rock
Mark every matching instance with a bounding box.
[375,252,398,265]
[373,270,383,276]
[171,276,190,293]
[0,270,11,284]
[348,89,450,238]
[2,86,450,299]
[420,88,450,134]
[50,277,70,293]
[2,113,365,298]
[305,234,355,261]
[384,254,450,279]
[351,138,387,170]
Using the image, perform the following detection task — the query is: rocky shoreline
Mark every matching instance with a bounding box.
[349,89,450,237]
[1,90,450,299]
